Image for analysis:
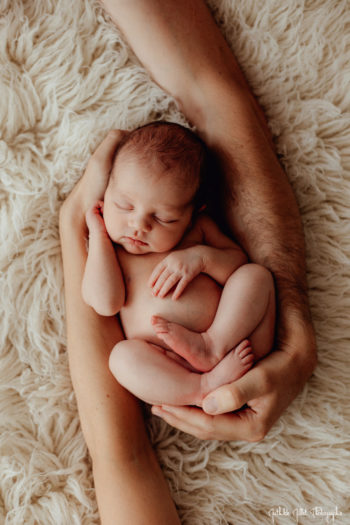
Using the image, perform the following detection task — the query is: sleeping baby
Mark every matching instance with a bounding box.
[82,121,275,407]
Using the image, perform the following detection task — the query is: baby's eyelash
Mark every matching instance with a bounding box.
[155,216,178,224]
[115,202,133,211]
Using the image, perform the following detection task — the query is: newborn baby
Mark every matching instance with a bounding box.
[82,121,275,407]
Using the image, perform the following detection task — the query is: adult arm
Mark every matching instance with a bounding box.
[100,0,317,441]
[59,131,180,524]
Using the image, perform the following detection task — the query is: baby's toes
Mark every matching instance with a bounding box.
[151,315,169,334]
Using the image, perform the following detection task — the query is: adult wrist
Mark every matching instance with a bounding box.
[277,307,317,380]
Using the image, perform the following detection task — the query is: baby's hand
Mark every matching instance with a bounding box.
[85,201,107,236]
[148,247,205,299]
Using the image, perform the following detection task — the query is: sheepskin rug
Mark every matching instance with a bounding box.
[1,0,349,523]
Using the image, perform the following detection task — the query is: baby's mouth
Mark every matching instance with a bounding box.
[124,236,148,246]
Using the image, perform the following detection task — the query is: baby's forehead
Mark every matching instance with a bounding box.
[113,151,196,188]
[108,160,196,209]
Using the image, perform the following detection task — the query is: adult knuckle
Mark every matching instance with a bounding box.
[248,421,269,442]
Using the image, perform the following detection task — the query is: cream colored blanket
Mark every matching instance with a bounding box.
[1,0,349,523]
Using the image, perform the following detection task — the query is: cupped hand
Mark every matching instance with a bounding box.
[148,247,205,300]
[151,321,317,441]
[60,130,128,223]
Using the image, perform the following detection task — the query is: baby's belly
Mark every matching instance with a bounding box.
[119,254,222,348]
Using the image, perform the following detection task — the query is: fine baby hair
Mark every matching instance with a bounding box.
[110,121,216,213]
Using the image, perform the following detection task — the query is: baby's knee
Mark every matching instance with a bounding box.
[244,263,274,290]
[109,340,132,379]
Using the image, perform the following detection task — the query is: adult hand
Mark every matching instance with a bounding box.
[60,129,128,224]
[151,318,316,441]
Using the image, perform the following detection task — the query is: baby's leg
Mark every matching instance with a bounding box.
[153,263,275,371]
[109,338,254,407]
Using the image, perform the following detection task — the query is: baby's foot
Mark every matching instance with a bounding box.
[151,315,215,371]
[201,339,254,398]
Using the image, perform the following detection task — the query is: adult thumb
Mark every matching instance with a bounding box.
[202,368,262,415]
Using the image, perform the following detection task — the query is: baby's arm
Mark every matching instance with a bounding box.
[149,214,247,299]
[82,201,125,316]
[195,214,248,284]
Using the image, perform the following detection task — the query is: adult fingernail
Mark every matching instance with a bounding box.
[203,397,218,414]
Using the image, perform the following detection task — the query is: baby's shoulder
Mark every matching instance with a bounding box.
[193,213,216,230]
[181,213,214,245]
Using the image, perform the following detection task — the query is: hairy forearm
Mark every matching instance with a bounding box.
[82,231,125,316]
[214,116,309,317]
[100,0,315,359]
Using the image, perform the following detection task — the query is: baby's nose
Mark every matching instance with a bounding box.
[131,215,152,233]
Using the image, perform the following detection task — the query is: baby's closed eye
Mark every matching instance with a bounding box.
[154,215,179,224]
[114,201,133,211]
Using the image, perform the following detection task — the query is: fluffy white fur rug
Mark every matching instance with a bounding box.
[1,0,349,523]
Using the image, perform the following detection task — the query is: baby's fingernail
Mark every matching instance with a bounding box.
[203,397,218,414]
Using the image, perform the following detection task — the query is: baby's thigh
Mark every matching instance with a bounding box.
[109,339,165,391]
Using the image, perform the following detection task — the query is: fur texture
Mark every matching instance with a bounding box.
[1,0,349,523]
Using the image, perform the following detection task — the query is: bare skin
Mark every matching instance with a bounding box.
[112,226,275,407]
[60,131,181,525]
[60,1,317,523]
[83,166,276,406]
[100,0,317,441]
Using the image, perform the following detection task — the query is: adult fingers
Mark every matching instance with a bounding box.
[66,130,129,215]
[151,404,262,442]
[88,129,128,174]
[152,405,218,439]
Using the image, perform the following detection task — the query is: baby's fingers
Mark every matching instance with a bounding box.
[172,276,190,300]
[154,272,180,298]
[148,263,166,288]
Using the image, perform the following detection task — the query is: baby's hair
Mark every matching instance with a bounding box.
[110,121,214,212]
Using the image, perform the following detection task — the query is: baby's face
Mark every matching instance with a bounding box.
[103,154,196,254]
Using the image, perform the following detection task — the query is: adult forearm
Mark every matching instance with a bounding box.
[60,210,180,524]
[100,0,314,354]
[59,212,138,457]
[100,0,271,144]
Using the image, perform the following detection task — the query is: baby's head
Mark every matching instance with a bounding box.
[103,121,211,254]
